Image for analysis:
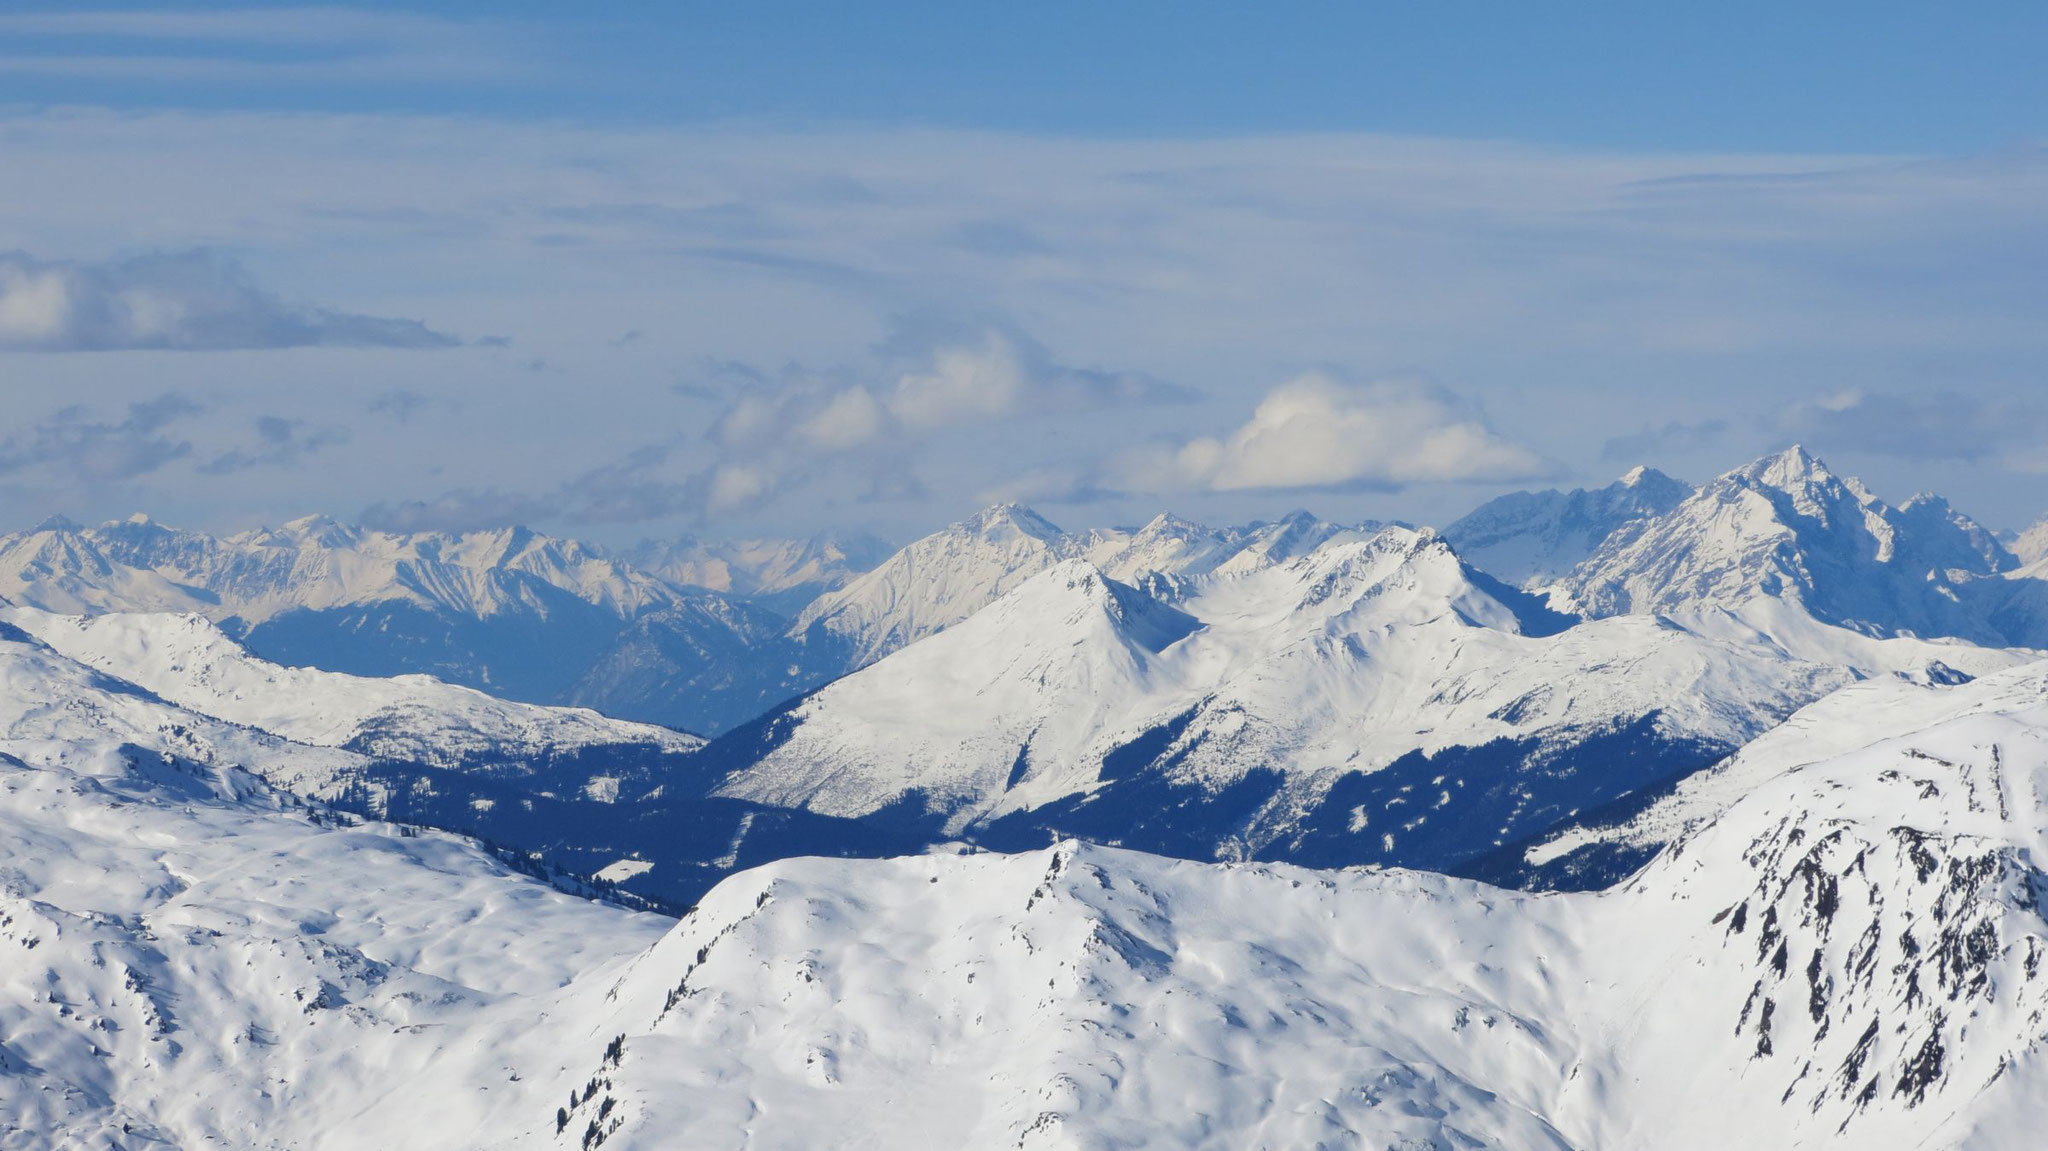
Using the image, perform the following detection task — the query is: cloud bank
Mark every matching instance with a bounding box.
[1117,374,1554,495]
[0,251,458,352]
[362,323,1192,532]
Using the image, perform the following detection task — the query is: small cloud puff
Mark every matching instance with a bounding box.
[0,250,459,352]
[1117,373,1553,494]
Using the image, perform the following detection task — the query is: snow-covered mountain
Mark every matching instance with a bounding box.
[709,523,2027,875]
[791,503,1383,668]
[2008,516,2048,565]
[1,605,700,784]
[0,613,676,1148]
[621,530,889,616]
[1498,645,2048,881]
[1444,464,1691,586]
[1557,446,2017,642]
[13,514,2048,1146]
[557,667,2048,1148]
[0,514,822,735]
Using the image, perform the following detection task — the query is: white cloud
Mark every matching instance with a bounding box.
[0,251,458,352]
[692,324,1192,513]
[1119,374,1553,494]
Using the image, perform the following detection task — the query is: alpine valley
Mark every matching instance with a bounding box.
[13,446,2048,1148]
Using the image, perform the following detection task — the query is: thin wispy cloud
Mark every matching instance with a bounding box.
[1771,390,2048,465]
[0,7,527,86]
[0,393,203,484]
[200,416,351,474]
[0,251,458,352]
[1602,419,1731,463]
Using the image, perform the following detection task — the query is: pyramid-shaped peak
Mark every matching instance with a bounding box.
[960,503,1064,541]
[1737,444,1836,488]
[1615,464,1684,491]
[275,514,365,548]
[1136,511,1205,534]
[30,514,81,533]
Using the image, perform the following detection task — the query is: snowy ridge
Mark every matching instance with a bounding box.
[0,618,365,798]
[1444,463,1691,587]
[1,606,701,773]
[713,523,2026,871]
[559,674,2048,1149]
[0,634,668,1149]
[9,501,2048,1144]
[791,503,1384,668]
[1514,654,2048,882]
[790,503,1075,666]
[0,513,836,735]
[621,531,889,609]
[1557,446,2015,641]
[84,514,686,623]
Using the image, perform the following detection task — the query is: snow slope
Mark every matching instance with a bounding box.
[1558,446,2016,641]
[621,531,889,614]
[713,524,2028,873]
[0,617,671,1149]
[1444,464,1691,587]
[563,672,2048,1149]
[790,503,1387,669]
[2,605,700,773]
[12,586,2048,1147]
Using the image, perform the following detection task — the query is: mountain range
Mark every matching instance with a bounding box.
[9,604,2048,1147]
[12,443,2048,1144]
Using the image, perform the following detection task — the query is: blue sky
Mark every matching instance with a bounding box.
[5,2,2044,151]
[0,3,2044,542]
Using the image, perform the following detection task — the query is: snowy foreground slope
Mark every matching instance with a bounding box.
[557,660,2048,1150]
[0,618,668,1149]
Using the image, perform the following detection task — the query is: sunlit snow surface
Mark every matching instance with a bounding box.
[2,605,702,766]
[5,605,2048,1145]
[563,660,2048,1150]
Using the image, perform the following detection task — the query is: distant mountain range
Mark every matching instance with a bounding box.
[0,514,853,736]
[7,445,2048,902]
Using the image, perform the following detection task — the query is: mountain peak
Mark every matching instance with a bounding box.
[30,514,81,534]
[961,502,1063,542]
[1739,443,1834,489]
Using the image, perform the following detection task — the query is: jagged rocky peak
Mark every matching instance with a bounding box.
[1559,446,2014,641]
[28,513,82,534]
[1442,464,1693,588]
